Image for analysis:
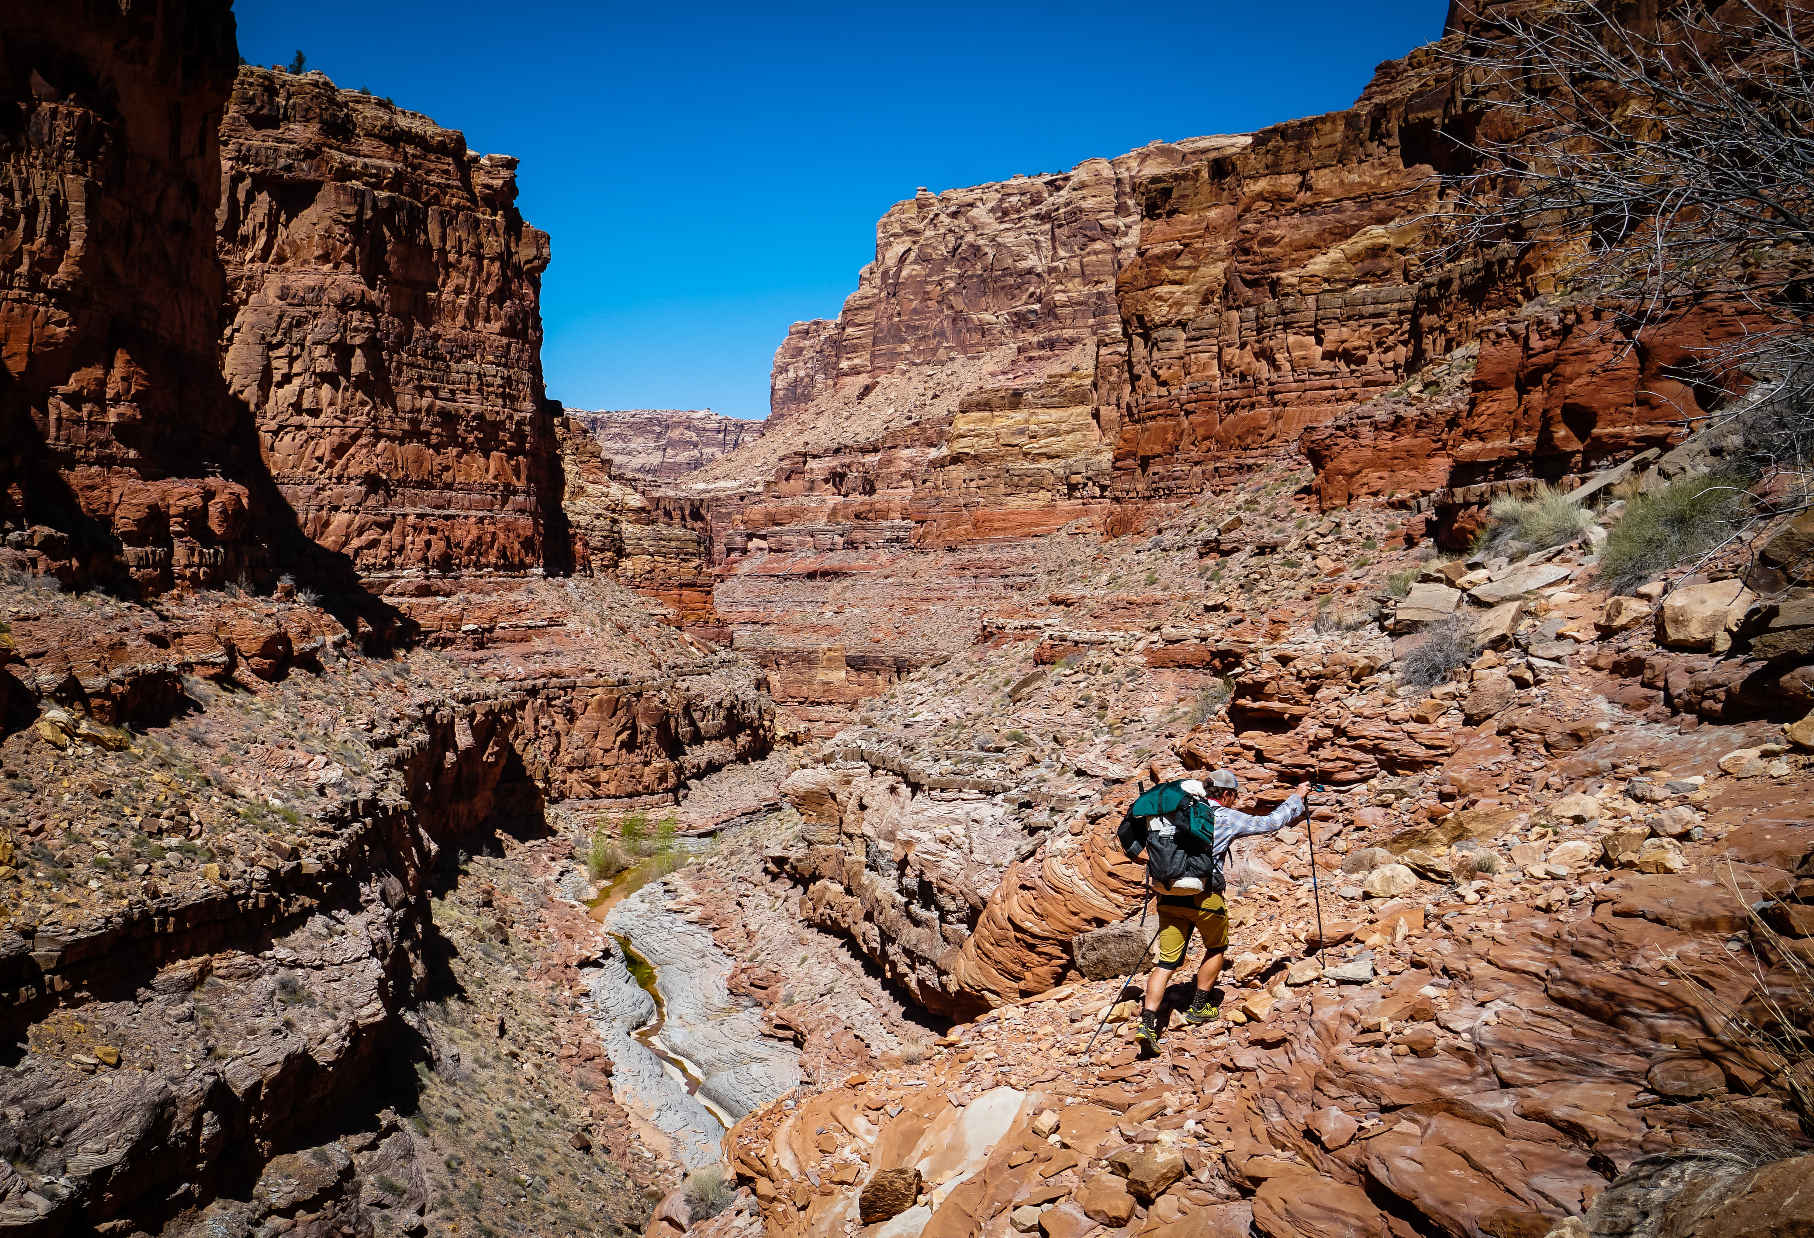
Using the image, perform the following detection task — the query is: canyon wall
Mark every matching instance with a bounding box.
[671,1,1758,730]
[0,0,269,596]
[567,408,766,481]
[217,66,559,586]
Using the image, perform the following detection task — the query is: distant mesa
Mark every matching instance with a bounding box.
[567,408,767,482]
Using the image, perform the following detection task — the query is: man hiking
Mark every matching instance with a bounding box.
[1119,769,1310,1053]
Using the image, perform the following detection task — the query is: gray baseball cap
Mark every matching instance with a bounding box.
[1207,769,1240,792]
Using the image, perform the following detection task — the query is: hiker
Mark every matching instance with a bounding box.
[1120,770,1310,1052]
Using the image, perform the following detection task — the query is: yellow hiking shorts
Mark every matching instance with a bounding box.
[1154,890,1228,969]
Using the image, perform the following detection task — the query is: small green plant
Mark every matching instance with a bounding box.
[1384,567,1419,598]
[1004,729,1026,744]
[1143,570,1158,585]
[1476,483,1595,555]
[684,1168,735,1220]
[586,829,625,881]
[654,815,678,857]
[620,812,648,855]
[1599,472,1750,594]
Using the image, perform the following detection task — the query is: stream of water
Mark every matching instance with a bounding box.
[586,846,733,1135]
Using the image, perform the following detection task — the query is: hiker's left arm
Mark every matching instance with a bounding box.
[1213,791,1308,855]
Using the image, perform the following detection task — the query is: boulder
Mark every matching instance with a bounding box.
[1758,509,1814,585]
[1285,958,1324,986]
[860,1167,923,1224]
[1476,600,1524,648]
[1651,805,1702,838]
[1786,709,1814,751]
[1657,580,1756,651]
[1599,596,1651,631]
[1633,838,1687,874]
[1396,849,1454,882]
[1548,840,1595,868]
[1307,1106,1359,1151]
[1461,669,1515,724]
[1602,825,1653,866]
[1340,847,1396,875]
[1361,864,1419,898]
[1303,920,1356,950]
[1323,959,1375,983]
[1471,562,1573,605]
[1547,792,1603,823]
[1108,1147,1186,1201]
[1396,583,1462,627]
[1071,922,1153,980]
[1037,1201,1097,1238]
[1075,1173,1136,1226]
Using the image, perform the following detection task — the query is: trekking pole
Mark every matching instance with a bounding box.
[1306,785,1332,961]
[1080,871,1156,1062]
[1081,922,1163,1063]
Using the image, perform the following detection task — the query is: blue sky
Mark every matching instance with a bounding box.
[234,2,1446,420]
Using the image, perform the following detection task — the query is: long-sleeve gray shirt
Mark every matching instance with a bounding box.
[1208,795,1305,863]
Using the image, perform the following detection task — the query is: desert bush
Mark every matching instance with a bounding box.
[1384,568,1419,599]
[586,830,626,881]
[620,812,649,855]
[1477,484,1595,556]
[1314,597,1371,634]
[1667,870,1814,1134]
[654,815,679,857]
[684,1168,735,1220]
[1189,679,1234,726]
[1397,613,1480,691]
[1599,472,1751,594]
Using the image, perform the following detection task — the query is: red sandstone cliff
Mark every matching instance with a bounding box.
[0,0,266,597]
[217,67,559,585]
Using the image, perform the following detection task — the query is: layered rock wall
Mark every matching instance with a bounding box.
[568,408,766,481]
[0,0,268,596]
[216,66,558,585]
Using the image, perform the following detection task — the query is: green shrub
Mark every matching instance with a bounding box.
[1477,483,1595,555]
[1599,472,1750,594]
[1384,568,1419,598]
[620,812,649,855]
[684,1167,735,1220]
[586,830,626,881]
[654,815,679,857]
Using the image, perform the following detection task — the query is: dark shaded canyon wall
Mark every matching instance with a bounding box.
[216,66,559,587]
[0,0,268,596]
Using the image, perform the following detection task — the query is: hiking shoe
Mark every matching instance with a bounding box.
[1134,1016,1161,1053]
[1182,994,1220,1024]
